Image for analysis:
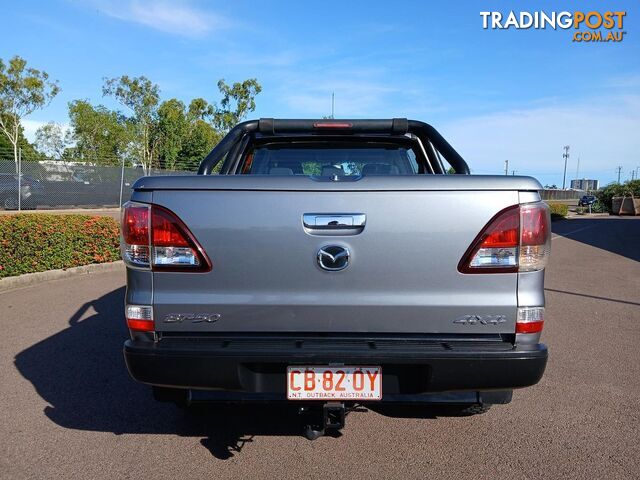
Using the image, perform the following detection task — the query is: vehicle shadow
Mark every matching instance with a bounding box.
[551,217,640,262]
[13,286,311,459]
[368,404,479,419]
[14,286,465,459]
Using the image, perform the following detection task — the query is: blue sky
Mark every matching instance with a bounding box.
[2,0,639,186]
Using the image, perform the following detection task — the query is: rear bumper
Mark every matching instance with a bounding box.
[123,335,547,400]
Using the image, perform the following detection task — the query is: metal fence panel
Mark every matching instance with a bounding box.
[540,189,586,201]
[0,151,194,211]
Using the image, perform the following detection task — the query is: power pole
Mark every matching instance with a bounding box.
[616,166,622,183]
[511,170,516,176]
[504,160,509,175]
[562,145,570,189]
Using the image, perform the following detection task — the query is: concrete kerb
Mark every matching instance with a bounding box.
[0,261,124,293]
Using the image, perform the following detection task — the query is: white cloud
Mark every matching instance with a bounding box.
[21,120,48,143]
[440,95,640,185]
[90,0,227,37]
[606,74,640,90]
[275,69,402,118]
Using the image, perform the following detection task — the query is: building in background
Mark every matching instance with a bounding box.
[570,179,599,191]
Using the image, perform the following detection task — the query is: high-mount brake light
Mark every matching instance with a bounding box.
[458,202,550,274]
[121,202,211,271]
[313,122,353,129]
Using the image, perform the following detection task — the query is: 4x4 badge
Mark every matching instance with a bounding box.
[453,315,507,325]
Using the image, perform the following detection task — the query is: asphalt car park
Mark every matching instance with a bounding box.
[1,216,638,479]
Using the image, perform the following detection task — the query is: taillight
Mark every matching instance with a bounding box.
[126,305,154,332]
[151,206,206,269]
[122,204,150,267]
[519,203,551,272]
[516,307,544,334]
[121,202,211,271]
[458,205,519,273]
[458,202,550,273]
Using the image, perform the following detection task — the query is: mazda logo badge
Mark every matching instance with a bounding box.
[317,245,350,271]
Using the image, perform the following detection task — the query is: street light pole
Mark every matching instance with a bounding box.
[562,145,570,189]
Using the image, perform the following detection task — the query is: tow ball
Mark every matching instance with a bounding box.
[300,402,346,440]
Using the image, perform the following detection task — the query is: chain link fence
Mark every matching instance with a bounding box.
[0,149,195,211]
[1,147,590,211]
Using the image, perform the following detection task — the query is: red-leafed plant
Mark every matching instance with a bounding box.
[0,214,120,278]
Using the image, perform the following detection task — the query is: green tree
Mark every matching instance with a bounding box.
[64,76,261,173]
[153,97,224,172]
[188,97,214,122]
[157,79,260,171]
[0,123,38,161]
[34,122,69,159]
[67,100,131,165]
[103,75,160,173]
[0,56,60,171]
[212,78,262,132]
[178,118,220,171]
[596,179,640,212]
[154,99,188,170]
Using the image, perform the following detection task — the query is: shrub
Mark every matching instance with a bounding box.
[586,200,607,213]
[597,180,640,212]
[547,202,568,220]
[0,214,120,279]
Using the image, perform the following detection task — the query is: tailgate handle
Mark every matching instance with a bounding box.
[303,214,366,229]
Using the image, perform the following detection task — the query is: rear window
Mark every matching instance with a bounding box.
[242,145,422,176]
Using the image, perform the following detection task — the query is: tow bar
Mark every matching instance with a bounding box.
[300,402,346,440]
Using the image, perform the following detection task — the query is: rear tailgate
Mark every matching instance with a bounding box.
[134,175,540,334]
